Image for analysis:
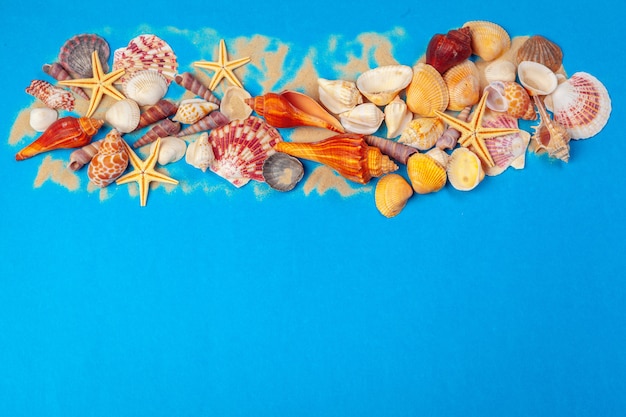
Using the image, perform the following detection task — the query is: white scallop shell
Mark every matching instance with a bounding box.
[150,136,187,165]
[317,78,363,114]
[339,103,385,135]
[122,69,168,106]
[173,98,219,124]
[105,98,140,133]
[356,65,413,106]
[29,107,58,132]
[517,61,558,96]
[384,96,413,138]
[185,132,214,172]
[220,86,253,121]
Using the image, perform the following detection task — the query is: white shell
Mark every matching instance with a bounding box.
[220,86,253,121]
[185,132,214,172]
[150,136,186,165]
[384,96,413,138]
[122,69,168,106]
[447,147,485,191]
[173,98,219,124]
[356,65,413,106]
[29,107,58,132]
[105,98,140,133]
[517,61,558,96]
[425,147,450,169]
[339,103,385,135]
[483,81,509,112]
[483,59,517,84]
[317,78,363,114]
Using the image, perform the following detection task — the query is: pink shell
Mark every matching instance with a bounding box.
[113,34,178,85]
[482,112,529,175]
[25,80,75,111]
[208,116,283,187]
[88,129,129,187]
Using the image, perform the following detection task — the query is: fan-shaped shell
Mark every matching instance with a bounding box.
[398,117,445,151]
[516,35,563,73]
[87,129,129,188]
[517,61,558,96]
[405,63,449,117]
[443,60,481,111]
[462,20,511,62]
[482,112,530,176]
[356,65,413,106]
[113,34,178,85]
[58,33,110,79]
[262,152,304,192]
[220,86,253,121]
[173,98,219,124]
[105,98,140,133]
[185,132,214,172]
[544,72,611,140]
[149,136,187,165]
[340,103,385,135]
[384,96,413,138]
[29,108,58,132]
[375,173,413,218]
[406,152,447,194]
[318,78,363,114]
[123,70,169,106]
[447,147,484,191]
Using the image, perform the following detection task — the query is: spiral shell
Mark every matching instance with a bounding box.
[133,118,181,148]
[425,27,473,75]
[405,63,449,117]
[25,80,75,111]
[516,35,563,73]
[398,117,445,151]
[406,152,447,194]
[136,99,179,130]
[175,72,221,105]
[87,129,129,187]
[375,173,413,218]
[42,62,89,100]
[463,20,511,62]
[172,98,219,124]
[68,139,104,171]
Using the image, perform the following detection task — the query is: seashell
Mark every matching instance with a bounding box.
[485,81,536,120]
[447,147,485,191]
[208,116,283,187]
[172,98,219,124]
[436,106,470,150]
[317,78,363,114]
[87,129,129,188]
[384,96,413,138]
[517,61,558,96]
[25,80,75,111]
[29,107,58,132]
[274,134,398,184]
[516,35,563,73]
[544,72,611,140]
[483,81,509,112]
[483,59,517,84]
[174,72,220,105]
[363,134,418,165]
[133,118,181,148]
[339,103,385,135]
[177,111,230,137]
[149,136,187,165]
[406,152,447,194]
[16,116,103,161]
[185,132,214,172]
[136,99,179,130]
[399,117,445,151]
[122,70,168,106]
[355,65,413,106]
[482,112,530,176]
[262,152,305,192]
[405,63,449,117]
[68,139,104,171]
[425,147,449,169]
[105,98,140,133]
[375,173,413,218]
[443,60,481,111]
[245,91,344,133]
[42,62,89,100]
[532,95,571,162]
[425,26,473,74]
[113,34,177,85]
[462,20,511,62]
[220,86,253,121]
[58,33,110,79]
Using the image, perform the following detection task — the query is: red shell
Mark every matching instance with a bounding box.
[425,27,473,75]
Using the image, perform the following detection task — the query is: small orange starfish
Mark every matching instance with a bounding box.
[434,91,520,167]
[193,39,250,90]
[116,137,178,207]
[59,50,126,118]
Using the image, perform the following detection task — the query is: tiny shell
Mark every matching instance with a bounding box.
[87,129,129,188]
[185,132,214,172]
[318,78,363,114]
[173,98,219,124]
[123,70,168,106]
[150,136,187,165]
[220,86,253,121]
[483,59,517,84]
[262,152,304,192]
[105,98,140,133]
[384,97,413,138]
[406,152,447,194]
[356,65,413,106]
[375,173,413,218]
[29,107,58,132]
[463,20,511,62]
[443,60,481,111]
[516,35,563,73]
[447,147,485,191]
[398,117,445,151]
[340,103,385,135]
[405,63,449,117]
[517,61,558,96]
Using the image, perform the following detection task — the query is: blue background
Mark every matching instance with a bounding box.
[1,1,624,416]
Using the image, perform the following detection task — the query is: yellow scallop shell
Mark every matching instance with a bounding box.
[443,60,481,111]
[374,173,414,218]
[447,147,485,191]
[405,63,449,117]
[463,20,511,62]
[406,153,447,194]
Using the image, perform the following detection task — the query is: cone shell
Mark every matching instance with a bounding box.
[133,118,181,148]
[516,35,563,73]
[87,129,129,187]
[363,134,418,165]
[173,98,219,124]
[150,136,187,165]
[405,63,449,117]
[185,132,214,172]
[176,111,230,137]
[340,103,385,135]
[220,86,253,121]
[174,72,220,105]
[58,33,110,79]
[262,152,305,192]
[123,70,168,106]
[384,96,413,138]
[443,60,481,111]
[375,173,413,218]
[105,98,140,133]
[406,152,447,194]
[462,20,511,62]
[29,107,58,132]
[399,117,445,151]
[113,34,177,84]
[355,65,413,106]
[136,99,179,130]
[517,61,558,96]
[425,27,473,75]
[447,147,484,191]
[318,78,363,114]
[25,80,75,111]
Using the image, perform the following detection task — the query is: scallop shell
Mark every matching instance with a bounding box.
[516,35,563,73]
[375,173,413,218]
[123,70,169,106]
[58,33,110,79]
[208,116,283,187]
[447,147,485,191]
[25,80,75,111]
[482,112,530,176]
[462,20,511,62]
[220,86,253,121]
[544,72,611,140]
[29,107,58,132]
[87,129,129,188]
[398,117,445,151]
[105,98,140,133]
[317,78,363,114]
[356,65,413,106]
[185,132,214,172]
[149,136,187,165]
[405,63,449,117]
[172,98,219,124]
[406,152,447,194]
[113,34,177,85]
[384,96,413,138]
[443,60,481,111]
[483,59,517,84]
[340,103,385,135]
[262,152,304,192]
[517,61,558,96]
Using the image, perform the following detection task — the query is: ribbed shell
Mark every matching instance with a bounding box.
[462,20,511,62]
[482,112,530,176]
[355,65,413,106]
[374,173,413,218]
[112,34,178,85]
[122,70,169,106]
[262,152,304,192]
[105,98,140,133]
[443,60,481,111]
[405,63,449,117]
[406,153,447,194]
[25,80,75,111]
[516,35,563,73]
[58,33,110,79]
[87,129,129,187]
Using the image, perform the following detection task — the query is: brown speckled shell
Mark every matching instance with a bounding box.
[88,129,129,187]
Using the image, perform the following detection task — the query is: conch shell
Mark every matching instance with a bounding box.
[87,129,129,187]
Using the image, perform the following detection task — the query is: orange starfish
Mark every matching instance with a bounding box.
[193,39,250,90]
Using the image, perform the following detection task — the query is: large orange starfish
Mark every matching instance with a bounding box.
[116,137,178,207]
[193,39,250,90]
[434,91,520,167]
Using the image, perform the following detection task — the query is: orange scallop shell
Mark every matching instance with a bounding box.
[406,152,447,194]
[375,173,413,218]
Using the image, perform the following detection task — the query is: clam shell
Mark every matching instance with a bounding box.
[220,86,253,121]
[262,152,304,192]
[463,20,511,62]
[150,136,187,165]
[123,70,169,106]
[447,147,484,191]
[406,152,447,194]
[356,65,413,106]
[374,173,413,218]
[318,78,363,114]
[113,34,178,84]
[544,72,611,140]
[483,59,517,84]
[29,107,58,132]
[443,60,481,111]
[172,98,219,124]
[384,96,413,138]
[517,61,558,96]
[516,35,563,73]
[340,103,385,135]
[58,33,110,79]
[185,132,214,172]
[398,117,445,151]
[405,63,449,117]
[105,98,140,133]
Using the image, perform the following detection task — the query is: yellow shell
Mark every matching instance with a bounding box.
[443,60,481,111]
[447,147,485,191]
[374,173,413,218]
[463,20,511,62]
[406,152,447,194]
[405,63,449,117]
[398,117,445,151]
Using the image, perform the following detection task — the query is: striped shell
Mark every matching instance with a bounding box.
[375,173,413,218]
[87,129,129,188]
[58,33,110,79]
[443,60,481,111]
[105,98,140,133]
[122,70,169,106]
[113,34,178,85]
[25,80,75,111]
[405,63,449,117]
[463,20,511,62]
[262,152,304,192]
[516,35,563,73]
[447,147,484,191]
[482,112,530,176]
[173,99,219,124]
[406,152,447,194]
[398,117,445,151]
